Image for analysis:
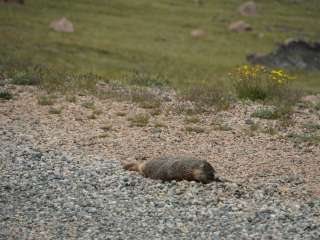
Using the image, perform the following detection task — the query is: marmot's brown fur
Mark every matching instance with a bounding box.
[123,156,221,184]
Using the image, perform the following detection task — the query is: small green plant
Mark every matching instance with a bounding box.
[262,126,278,135]
[184,116,200,124]
[302,121,320,131]
[101,122,112,131]
[251,108,278,119]
[48,107,63,114]
[287,133,320,145]
[314,102,320,111]
[154,122,167,128]
[10,65,45,86]
[296,101,312,109]
[128,113,150,127]
[88,114,97,119]
[213,122,232,131]
[0,90,13,100]
[185,125,206,133]
[82,100,95,109]
[38,95,55,105]
[65,95,77,103]
[244,122,259,137]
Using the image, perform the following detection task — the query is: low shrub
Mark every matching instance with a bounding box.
[180,82,231,112]
[230,65,300,105]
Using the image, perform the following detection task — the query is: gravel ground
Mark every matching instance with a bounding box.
[0,84,320,239]
[1,129,320,240]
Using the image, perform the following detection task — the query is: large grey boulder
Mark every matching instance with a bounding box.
[247,39,320,71]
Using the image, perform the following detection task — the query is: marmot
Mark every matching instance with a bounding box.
[123,156,222,184]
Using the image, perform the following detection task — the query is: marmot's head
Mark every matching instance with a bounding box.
[122,161,145,173]
[192,161,220,184]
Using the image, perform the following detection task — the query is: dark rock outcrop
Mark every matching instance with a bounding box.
[247,39,320,71]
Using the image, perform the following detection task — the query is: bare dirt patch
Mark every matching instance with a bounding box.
[1,84,319,198]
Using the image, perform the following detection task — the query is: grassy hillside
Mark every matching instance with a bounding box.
[1,0,320,91]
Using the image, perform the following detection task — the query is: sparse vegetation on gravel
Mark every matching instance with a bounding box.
[185,125,206,134]
[1,83,319,239]
[288,133,320,145]
[251,107,279,119]
[37,95,55,106]
[128,113,150,127]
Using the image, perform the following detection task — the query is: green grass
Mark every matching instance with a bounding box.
[1,0,320,92]
[124,70,169,88]
[314,102,320,111]
[37,95,55,105]
[251,108,278,119]
[302,121,320,131]
[81,100,95,109]
[11,70,41,85]
[251,104,294,121]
